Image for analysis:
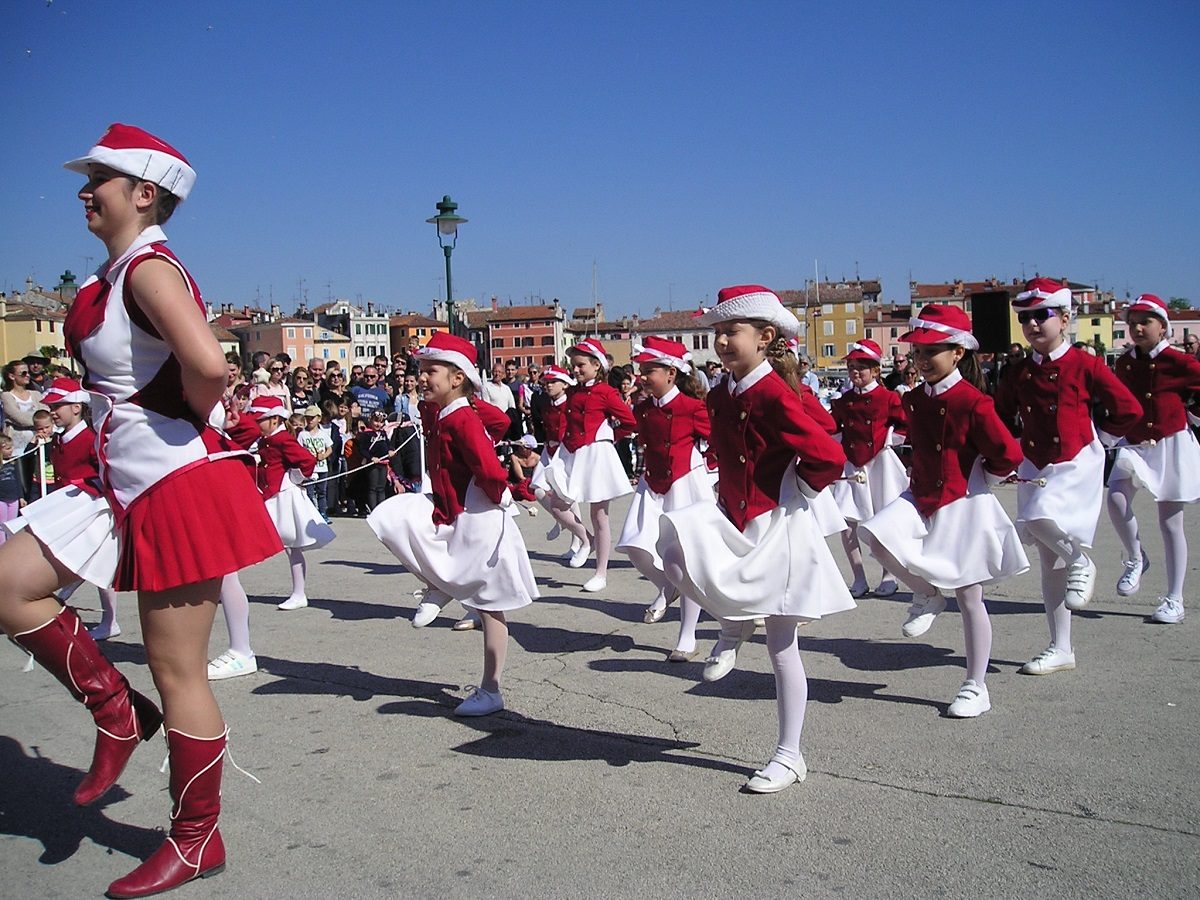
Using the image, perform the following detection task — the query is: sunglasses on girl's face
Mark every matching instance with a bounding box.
[1017,309,1054,325]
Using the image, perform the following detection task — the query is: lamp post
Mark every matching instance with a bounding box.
[427,195,467,334]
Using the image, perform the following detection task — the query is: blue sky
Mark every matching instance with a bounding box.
[2,1,1197,317]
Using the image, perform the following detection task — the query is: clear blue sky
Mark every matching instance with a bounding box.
[3,1,1197,317]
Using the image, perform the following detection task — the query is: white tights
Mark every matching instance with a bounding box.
[591,501,612,579]
[480,610,507,693]
[628,548,702,653]
[1022,517,1083,653]
[218,572,254,658]
[287,547,307,602]
[1107,479,1188,600]
[757,616,809,782]
[537,489,588,545]
[841,524,896,587]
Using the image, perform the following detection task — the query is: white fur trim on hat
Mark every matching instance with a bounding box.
[414,346,483,390]
[631,341,693,373]
[569,339,610,372]
[697,289,799,339]
[906,316,980,350]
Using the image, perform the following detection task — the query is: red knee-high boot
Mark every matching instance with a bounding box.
[14,605,163,806]
[106,728,228,899]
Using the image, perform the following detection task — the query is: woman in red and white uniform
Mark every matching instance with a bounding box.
[616,336,714,660]
[0,124,282,898]
[530,365,588,559]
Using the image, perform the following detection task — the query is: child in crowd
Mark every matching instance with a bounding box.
[1106,293,1200,624]
[858,305,1027,717]
[298,404,334,523]
[659,285,854,793]
[30,409,56,498]
[0,435,22,540]
[531,365,588,560]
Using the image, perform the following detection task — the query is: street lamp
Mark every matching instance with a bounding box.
[427,195,467,334]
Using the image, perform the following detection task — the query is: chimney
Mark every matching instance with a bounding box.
[367,301,375,316]
[491,296,499,312]
[270,303,280,319]
[242,305,250,317]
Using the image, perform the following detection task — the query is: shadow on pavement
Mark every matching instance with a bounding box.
[251,656,458,705]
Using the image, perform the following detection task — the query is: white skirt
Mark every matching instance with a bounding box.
[544,441,633,504]
[4,486,119,589]
[831,448,909,524]
[367,480,538,612]
[657,468,855,622]
[264,478,336,550]
[858,462,1029,591]
[1016,438,1104,547]
[528,451,552,494]
[617,465,717,576]
[1109,429,1200,503]
[810,485,849,536]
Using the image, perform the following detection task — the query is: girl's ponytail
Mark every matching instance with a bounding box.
[957,349,988,393]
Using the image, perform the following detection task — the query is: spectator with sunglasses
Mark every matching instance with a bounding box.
[350,365,389,417]
[319,367,348,407]
[251,357,292,412]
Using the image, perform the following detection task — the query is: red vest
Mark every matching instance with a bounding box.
[830,385,907,468]
[634,392,711,494]
[1112,346,1200,444]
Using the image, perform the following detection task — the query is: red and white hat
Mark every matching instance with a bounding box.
[1125,293,1170,328]
[632,335,693,373]
[1013,277,1072,314]
[42,377,89,405]
[697,285,800,339]
[901,305,979,350]
[843,339,883,363]
[414,332,482,390]
[568,338,610,372]
[541,365,576,386]
[64,123,196,201]
[246,395,287,420]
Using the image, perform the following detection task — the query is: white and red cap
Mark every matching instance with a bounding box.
[414,332,482,390]
[632,335,693,373]
[568,338,610,371]
[901,304,979,350]
[690,305,710,318]
[246,395,287,420]
[540,364,576,386]
[1125,293,1170,328]
[843,339,883,363]
[64,123,196,201]
[697,285,800,339]
[1014,277,1072,314]
[42,377,89,405]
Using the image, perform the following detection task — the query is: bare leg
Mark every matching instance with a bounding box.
[0,530,75,635]
[480,610,508,694]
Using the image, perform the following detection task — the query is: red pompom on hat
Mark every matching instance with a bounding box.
[632,335,693,373]
[1125,293,1170,328]
[42,377,90,405]
[64,123,196,201]
[843,339,883,363]
[246,395,287,420]
[540,365,577,386]
[414,332,482,390]
[901,304,979,350]
[568,338,610,371]
[696,285,800,339]
[1013,277,1072,313]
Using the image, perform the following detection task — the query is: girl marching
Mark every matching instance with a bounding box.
[368,333,538,715]
[616,336,713,661]
[858,305,1028,717]
[530,365,589,562]
[543,339,638,592]
[658,285,855,793]
[994,279,1140,674]
[1106,293,1200,624]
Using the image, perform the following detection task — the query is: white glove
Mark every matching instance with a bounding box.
[1096,428,1122,448]
[288,469,307,486]
[498,488,514,510]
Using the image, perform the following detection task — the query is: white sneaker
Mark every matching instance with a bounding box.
[901,592,946,637]
[1019,646,1076,675]
[1116,550,1150,596]
[277,595,308,610]
[1150,597,1185,624]
[1064,556,1098,610]
[582,574,607,592]
[207,650,258,681]
[561,534,583,560]
[568,540,591,568]
[411,589,451,627]
[947,679,991,718]
[848,578,869,599]
[702,620,756,682]
[874,578,899,597]
[454,686,504,717]
[88,621,121,641]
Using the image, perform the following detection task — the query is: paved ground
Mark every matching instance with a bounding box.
[3,487,1198,899]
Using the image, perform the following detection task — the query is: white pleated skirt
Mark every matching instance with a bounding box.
[810,485,849,536]
[858,462,1029,591]
[1016,438,1104,547]
[617,465,717,576]
[264,479,336,550]
[1109,429,1200,503]
[543,440,633,504]
[657,469,855,622]
[367,480,538,611]
[831,448,909,524]
[4,486,119,589]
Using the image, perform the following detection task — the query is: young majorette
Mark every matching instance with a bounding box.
[995,279,1140,672]
[658,285,855,793]
[368,333,538,715]
[616,336,713,661]
[858,305,1028,717]
[543,338,637,592]
[828,340,908,598]
[531,365,588,560]
[247,395,335,611]
[1106,293,1200,624]
[0,124,283,897]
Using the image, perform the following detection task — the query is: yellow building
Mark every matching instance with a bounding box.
[779,282,870,369]
[0,297,69,366]
[388,313,447,354]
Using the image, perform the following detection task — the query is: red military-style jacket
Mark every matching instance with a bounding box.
[562,380,637,453]
[994,345,1141,468]
[419,397,510,448]
[708,364,846,532]
[423,397,509,525]
[256,426,316,500]
[830,382,907,468]
[903,372,1022,518]
[542,395,568,452]
[1112,343,1200,445]
[51,421,102,497]
[633,388,711,495]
